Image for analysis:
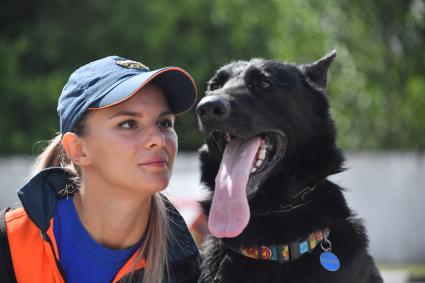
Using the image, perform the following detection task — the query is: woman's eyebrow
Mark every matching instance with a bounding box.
[108,111,142,120]
[159,110,173,117]
[108,110,173,120]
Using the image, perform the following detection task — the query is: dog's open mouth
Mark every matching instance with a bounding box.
[212,131,287,184]
[208,130,287,238]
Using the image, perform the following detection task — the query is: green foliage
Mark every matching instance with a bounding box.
[1,0,424,155]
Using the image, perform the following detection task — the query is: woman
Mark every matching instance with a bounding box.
[0,56,200,283]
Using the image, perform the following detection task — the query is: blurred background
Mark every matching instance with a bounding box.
[1,0,424,281]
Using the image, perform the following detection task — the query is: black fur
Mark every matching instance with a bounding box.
[196,51,383,283]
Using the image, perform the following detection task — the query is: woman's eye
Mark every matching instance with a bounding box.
[159,119,174,129]
[118,120,137,129]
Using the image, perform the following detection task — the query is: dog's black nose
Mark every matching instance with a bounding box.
[196,95,231,123]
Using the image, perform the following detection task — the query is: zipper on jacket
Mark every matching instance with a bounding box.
[41,230,68,282]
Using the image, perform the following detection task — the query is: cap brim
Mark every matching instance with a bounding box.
[88,67,197,115]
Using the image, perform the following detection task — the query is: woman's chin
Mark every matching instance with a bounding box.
[134,174,170,194]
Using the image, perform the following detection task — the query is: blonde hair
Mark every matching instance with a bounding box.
[32,117,170,283]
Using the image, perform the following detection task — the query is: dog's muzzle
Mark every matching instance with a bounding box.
[196,95,231,126]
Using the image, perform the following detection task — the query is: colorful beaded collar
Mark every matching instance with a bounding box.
[227,228,330,263]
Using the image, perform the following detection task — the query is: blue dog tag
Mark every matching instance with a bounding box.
[320,251,340,272]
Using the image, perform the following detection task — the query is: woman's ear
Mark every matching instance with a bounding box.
[62,132,91,166]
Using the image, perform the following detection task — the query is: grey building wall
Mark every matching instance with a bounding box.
[1,152,424,263]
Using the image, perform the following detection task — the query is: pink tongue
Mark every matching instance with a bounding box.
[208,137,261,238]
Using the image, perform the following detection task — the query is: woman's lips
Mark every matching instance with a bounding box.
[139,158,168,167]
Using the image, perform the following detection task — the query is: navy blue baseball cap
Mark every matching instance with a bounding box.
[57,55,197,134]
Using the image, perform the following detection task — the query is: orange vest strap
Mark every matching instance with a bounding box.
[5,207,145,283]
[5,208,65,283]
[112,248,146,282]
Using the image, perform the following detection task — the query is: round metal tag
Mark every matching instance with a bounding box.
[320,251,340,272]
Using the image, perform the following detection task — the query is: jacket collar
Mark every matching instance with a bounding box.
[17,167,198,264]
[18,167,71,232]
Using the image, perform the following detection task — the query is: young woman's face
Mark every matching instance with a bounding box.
[81,84,178,195]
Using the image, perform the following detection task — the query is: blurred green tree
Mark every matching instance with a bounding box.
[327,0,425,149]
[0,0,424,155]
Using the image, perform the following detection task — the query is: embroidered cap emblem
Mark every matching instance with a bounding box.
[116,60,149,71]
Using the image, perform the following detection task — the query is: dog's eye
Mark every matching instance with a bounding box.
[209,83,221,91]
[258,80,272,89]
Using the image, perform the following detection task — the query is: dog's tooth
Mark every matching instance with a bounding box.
[260,144,267,149]
[258,150,266,160]
[251,168,256,173]
[256,160,262,167]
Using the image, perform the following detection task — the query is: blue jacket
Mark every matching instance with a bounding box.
[2,167,200,283]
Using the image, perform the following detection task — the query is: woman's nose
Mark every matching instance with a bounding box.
[144,126,166,149]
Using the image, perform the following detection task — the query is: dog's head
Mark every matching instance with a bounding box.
[196,51,344,238]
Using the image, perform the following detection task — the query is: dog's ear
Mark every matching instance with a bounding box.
[301,50,336,90]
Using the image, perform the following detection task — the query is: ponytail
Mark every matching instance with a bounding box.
[31,113,88,177]
[130,194,170,283]
[31,133,63,175]
[30,133,79,179]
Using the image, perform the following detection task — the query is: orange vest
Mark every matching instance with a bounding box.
[4,167,199,283]
[5,207,145,283]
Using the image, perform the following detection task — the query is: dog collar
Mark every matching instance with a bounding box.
[227,228,329,263]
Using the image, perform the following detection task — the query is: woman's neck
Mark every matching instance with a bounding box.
[72,181,152,249]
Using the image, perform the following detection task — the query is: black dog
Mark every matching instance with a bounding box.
[195,51,383,283]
